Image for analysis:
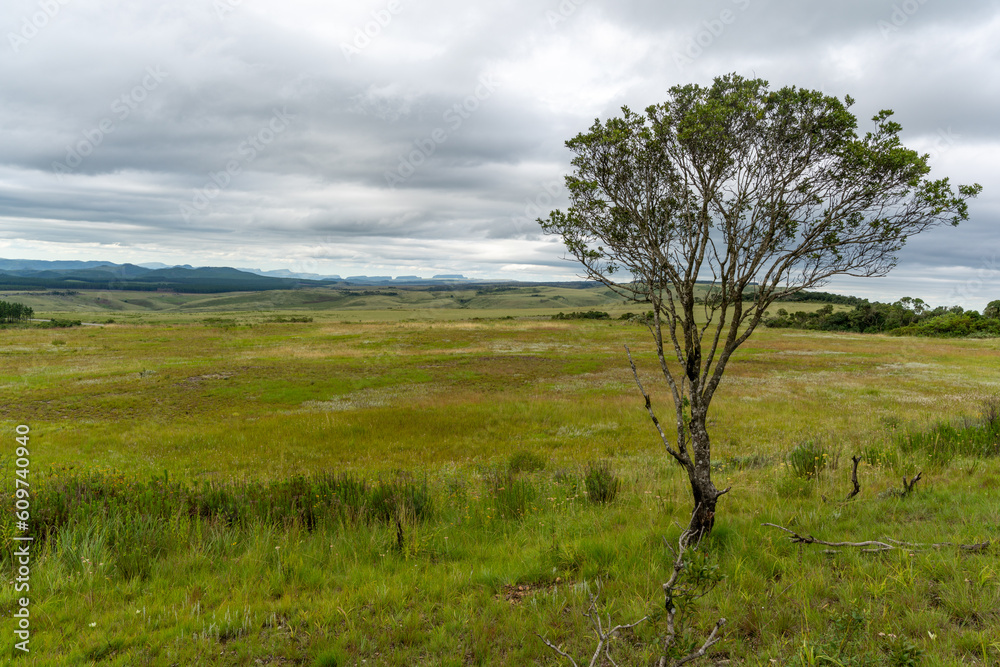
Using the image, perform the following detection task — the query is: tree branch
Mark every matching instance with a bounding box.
[763,523,990,554]
[846,455,862,500]
[536,588,647,667]
[626,344,689,467]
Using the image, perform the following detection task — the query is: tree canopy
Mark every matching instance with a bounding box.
[540,73,981,537]
[0,299,34,323]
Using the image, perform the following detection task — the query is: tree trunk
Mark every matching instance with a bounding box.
[685,410,722,540]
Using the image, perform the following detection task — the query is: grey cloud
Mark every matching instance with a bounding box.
[0,0,997,306]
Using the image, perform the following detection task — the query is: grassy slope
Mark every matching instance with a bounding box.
[1,284,845,322]
[1,305,997,665]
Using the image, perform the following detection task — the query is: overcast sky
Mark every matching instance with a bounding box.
[1,0,997,307]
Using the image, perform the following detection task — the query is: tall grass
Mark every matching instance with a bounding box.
[896,397,1000,463]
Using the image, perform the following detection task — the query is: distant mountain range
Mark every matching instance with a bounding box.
[0,259,474,293]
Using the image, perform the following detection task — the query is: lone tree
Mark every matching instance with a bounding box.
[541,74,980,539]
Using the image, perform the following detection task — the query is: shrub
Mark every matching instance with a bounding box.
[483,467,536,519]
[584,460,620,504]
[37,318,82,328]
[367,475,433,525]
[896,406,1000,461]
[786,441,828,479]
[551,311,611,320]
[508,450,546,473]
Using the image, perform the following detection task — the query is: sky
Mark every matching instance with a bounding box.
[0,0,997,308]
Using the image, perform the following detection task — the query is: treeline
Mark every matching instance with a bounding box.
[766,297,1000,337]
[771,290,866,306]
[552,310,612,320]
[696,288,865,306]
[0,299,33,323]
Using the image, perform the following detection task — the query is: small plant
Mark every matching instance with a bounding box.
[981,395,1000,431]
[776,474,814,499]
[787,441,828,479]
[483,467,537,519]
[584,460,620,504]
[508,449,546,473]
[722,452,772,471]
[552,468,580,496]
[886,635,924,667]
[311,648,347,667]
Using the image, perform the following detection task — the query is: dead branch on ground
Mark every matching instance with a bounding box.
[763,523,990,554]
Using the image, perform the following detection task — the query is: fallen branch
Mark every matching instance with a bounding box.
[845,455,862,500]
[763,523,990,554]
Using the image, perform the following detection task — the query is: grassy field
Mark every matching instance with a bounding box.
[0,284,845,323]
[1,293,998,665]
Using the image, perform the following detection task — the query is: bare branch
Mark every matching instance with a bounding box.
[626,344,689,467]
[846,455,862,500]
[902,472,922,496]
[671,618,727,667]
[763,523,990,554]
[535,634,580,667]
[537,588,648,667]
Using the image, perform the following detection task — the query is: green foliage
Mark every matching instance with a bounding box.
[896,406,1000,462]
[508,449,546,473]
[551,310,611,320]
[766,296,1000,337]
[483,466,537,519]
[886,636,924,666]
[36,317,82,328]
[265,315,314,323]
[984,299,1000,319]
[311,648,347,667]
[584,460,620,504]
[787,441,829,479]
[23,469,433,549]
[2,300,1000,664]
[0,298,33,323]
[776,475,815,499]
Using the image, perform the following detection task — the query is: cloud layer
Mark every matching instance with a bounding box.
[1,0,997,306]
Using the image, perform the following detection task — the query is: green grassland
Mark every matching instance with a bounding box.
[1,284,845,323]
[1,291,998,665]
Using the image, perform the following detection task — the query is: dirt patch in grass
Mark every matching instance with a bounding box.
[496,579,564,605]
